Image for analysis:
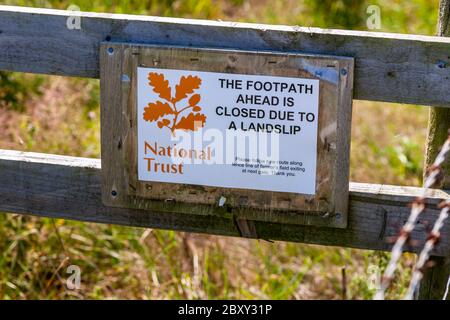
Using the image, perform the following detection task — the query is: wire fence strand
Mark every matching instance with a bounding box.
[374,134,450,300]
[404,200,449,299]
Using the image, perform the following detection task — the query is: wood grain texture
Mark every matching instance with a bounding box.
[0,150,448,256]
[419,0,450,300]
[100,43,353,228]
[417,256,450,300]
[426,0,450,190]
[1,5,450,107]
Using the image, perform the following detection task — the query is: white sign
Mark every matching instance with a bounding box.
[137,67,319,194]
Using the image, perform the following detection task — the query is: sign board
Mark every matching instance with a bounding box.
[100,44,354,228]
[137,68,320,194]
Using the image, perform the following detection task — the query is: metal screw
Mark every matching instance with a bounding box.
[121,74,130,82]
[340,68,347,76]
[335,212,342,220]
[437,60,447,69]
[111,190,117,197]
[107,47,114,55]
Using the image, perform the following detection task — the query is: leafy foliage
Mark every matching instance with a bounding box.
[0,72,43,112]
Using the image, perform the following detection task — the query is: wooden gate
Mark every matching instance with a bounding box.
[0,5,449,299]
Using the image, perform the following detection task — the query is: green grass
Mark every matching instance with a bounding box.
[0,0,438,299]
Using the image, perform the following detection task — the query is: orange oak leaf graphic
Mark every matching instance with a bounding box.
[143,101,173,122]
[148,73,172,101]
[174,113,207,131]
[173,75,202,103]
[143,72,206,134]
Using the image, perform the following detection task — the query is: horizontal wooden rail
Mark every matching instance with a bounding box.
[1,6,450,107]
[0,150,448,256]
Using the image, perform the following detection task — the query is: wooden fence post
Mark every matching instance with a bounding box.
[418,0,450,300]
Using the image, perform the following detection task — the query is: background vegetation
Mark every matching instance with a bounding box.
[0,0,437,299]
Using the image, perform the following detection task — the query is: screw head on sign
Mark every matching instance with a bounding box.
[122,74,130,82]
[107,47,114,55]
[111,190,117,197]
[340,68,347,76]
[437,60,447,69]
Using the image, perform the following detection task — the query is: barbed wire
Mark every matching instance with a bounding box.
[443,275,450,300]
[374,134,450,300]
[404,200,449,300]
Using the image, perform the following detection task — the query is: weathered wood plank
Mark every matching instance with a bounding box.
[0,150,448,256]
[419,0,450,300]
[418,256,450,300]
[1,6,450,107]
